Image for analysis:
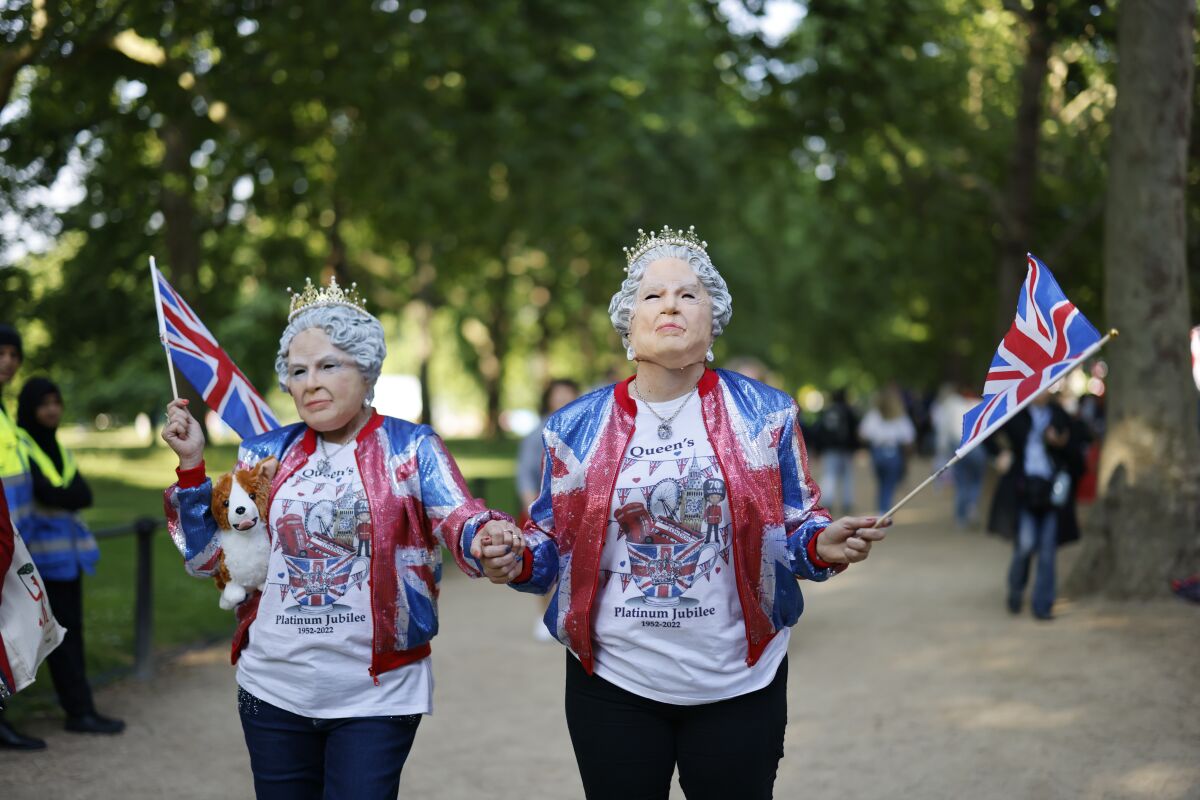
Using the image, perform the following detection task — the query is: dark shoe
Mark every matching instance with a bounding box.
[65,712,125,735]
[1033,611,1054,621]
[0,719,47,750]
[1006,594,1021,615]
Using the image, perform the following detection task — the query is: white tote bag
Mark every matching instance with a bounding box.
[0,528,66,695]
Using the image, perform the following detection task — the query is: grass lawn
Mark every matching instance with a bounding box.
[6,433,521,724]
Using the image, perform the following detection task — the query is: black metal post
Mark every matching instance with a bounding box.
[132,517,157,680]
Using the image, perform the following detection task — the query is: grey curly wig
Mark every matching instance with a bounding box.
[275,305,387,403]
[608,241,733,360]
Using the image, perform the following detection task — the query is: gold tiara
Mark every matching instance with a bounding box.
[287,276,369,321]
[622,225,709,273]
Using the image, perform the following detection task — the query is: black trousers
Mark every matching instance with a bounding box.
[43,577,96,717]
[565,652,787,800]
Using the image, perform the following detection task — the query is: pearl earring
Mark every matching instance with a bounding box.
[705,348,714,362]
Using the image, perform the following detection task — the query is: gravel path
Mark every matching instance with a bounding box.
[2,462,1197,799]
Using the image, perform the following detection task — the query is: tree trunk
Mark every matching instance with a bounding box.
[159,121,206,424]
[415,289,434,424]
[417,346,432,427]
[409,251,438,427]
[994,1,1050,338]
[325,198,347,276]
[481,269,512,439]
[160,122,201,300]
[1066,0,1199,597]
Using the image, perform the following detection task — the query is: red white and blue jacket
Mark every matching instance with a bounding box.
[165,412,508,680]
[0,478,17,703]
[467,369,842,674]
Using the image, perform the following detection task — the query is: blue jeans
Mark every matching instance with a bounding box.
[237,687,421,800]
[952,447,987,525]
[870,446,905,514]
[1008,509,1058,617]
[821,449,855,513]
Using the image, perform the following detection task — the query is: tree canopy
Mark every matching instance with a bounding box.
[0,0,1194,427]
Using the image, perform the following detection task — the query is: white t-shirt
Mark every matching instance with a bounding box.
[236,440,433,719]
[590,391,789,705]
[859,409,917,449]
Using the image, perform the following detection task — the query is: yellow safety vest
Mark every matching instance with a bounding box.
[17,430,77,488]
[0,408,29,480]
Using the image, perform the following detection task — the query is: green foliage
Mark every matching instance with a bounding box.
[0,0,1188,423]
[714,0,1118,386]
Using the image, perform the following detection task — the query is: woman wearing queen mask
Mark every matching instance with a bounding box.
[471,226,891,799]
[162,278,519,799]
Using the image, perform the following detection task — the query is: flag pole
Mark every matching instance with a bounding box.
[871,328,1119,527]
[149,256,181,401]
[873,455,961,525]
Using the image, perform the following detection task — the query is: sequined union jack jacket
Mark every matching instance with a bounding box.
[165,412,508,680]
[464,368,845,675]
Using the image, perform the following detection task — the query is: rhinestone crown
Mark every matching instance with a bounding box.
[622,225,709,273]
[287,276,369,321]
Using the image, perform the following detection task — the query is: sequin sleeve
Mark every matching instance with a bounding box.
[509,428,558,594]
[0,484,16,702]
[418,432,513,578]
[162,445,254,579]
[778,403,837,581]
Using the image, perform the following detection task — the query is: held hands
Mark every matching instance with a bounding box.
[471,520,526,584]
[814,515,892,565]
[161,398,206,470]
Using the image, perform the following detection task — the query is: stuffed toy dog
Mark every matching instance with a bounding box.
[210,457,277,610]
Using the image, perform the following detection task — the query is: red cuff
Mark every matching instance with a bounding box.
[808,529,849,573]
[176,461,207,489]
[511,549,535,585]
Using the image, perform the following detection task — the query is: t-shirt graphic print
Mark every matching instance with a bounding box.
[236,440,433,718]
[590,392,788,705]
[271,455,371,607]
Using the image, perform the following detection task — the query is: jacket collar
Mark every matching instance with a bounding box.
[615,368,718,416]
[299,409,382,455]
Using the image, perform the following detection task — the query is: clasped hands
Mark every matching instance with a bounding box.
[814,515,892,565]
[473,514,888,581]
[471,520,526,584]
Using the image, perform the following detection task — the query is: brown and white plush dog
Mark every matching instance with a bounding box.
[211,457,277,610]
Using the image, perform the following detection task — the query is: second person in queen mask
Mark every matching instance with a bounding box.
[472,226,890,800]
[162,278,520,799]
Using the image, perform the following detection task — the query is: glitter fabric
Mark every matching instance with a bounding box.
[510,369,837,673]
[164,412,512,678]
[237,686,262,716]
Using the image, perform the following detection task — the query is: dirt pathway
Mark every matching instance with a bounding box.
[2,461,1197,799]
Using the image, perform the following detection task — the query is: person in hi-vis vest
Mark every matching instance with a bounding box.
[18,377,124,736]
[0,322,45,751]
[0,325,31,544]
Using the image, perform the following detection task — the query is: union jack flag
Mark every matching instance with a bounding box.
[152,263,280,439]
[627,538,711,600]
[957,254,1102,457]
[283,552,356,607]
